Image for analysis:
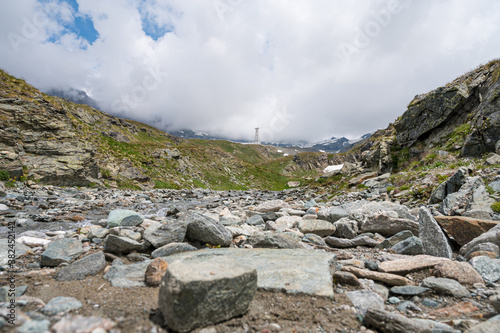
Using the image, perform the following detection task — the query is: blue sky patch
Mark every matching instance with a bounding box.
[138,1,179,41]
[39,0,99,46]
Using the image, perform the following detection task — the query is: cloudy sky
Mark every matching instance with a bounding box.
[0,0,499,143]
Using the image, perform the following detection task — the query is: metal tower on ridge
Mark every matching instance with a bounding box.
[254,128,260,145]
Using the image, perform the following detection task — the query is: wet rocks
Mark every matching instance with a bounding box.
[158,257,257,332]
[40,238,83,267]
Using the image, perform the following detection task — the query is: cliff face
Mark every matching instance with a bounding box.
[0,77,99,186]
[394,60,500,157]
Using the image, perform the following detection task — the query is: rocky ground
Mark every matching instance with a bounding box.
[1,166,500,333]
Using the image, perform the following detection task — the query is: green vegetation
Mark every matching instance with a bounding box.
[443,123,471,151]
[0,170,9,181]
[400,185,410,191]
[492,202,500,214]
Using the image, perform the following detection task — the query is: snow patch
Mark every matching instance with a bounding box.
[323,164,344,173]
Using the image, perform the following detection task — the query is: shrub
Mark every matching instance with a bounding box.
[400,185,411,191]
[0,170,9,181]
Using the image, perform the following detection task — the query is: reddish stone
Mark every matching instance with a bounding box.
[145,258,168,287]
[432,261,484,285]
[434,216,498,246]
[467,251,498,260]
[429,301,479,317]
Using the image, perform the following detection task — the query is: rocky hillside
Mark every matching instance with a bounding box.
[0,70,301,190]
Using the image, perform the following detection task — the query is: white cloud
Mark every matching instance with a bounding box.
[1,0,499,143]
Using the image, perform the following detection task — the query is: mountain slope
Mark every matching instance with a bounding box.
[0,69,294,190]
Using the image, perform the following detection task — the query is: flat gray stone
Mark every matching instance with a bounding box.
[469,256,500,283]
[184,212,232,247]
[159,257,257,332]
[40,238,83,267]
[255,200,290,212]
[42,296,82,315]
[390,286,430,296]
[143,220,187,248]
[107,209,144,228]
[421,277,470,297]
[346,290,384,316]
[104,234,145,255]
[103,260,152,287]
[151,243,197,258]
[419,207,452,258]
[325,236,379,248]
[56,251,107,281]
[163,248,337,297]
[296,219,336,237]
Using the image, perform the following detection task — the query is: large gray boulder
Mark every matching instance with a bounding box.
[183,212,232,247]
[419,207,452,258]
[107,209,144,228]
[40,238,83,267]
[391,236,423,255]
[56,251,107,281]
[158,257,257,332]
[143,220,187,248]
[162,248,337,297]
